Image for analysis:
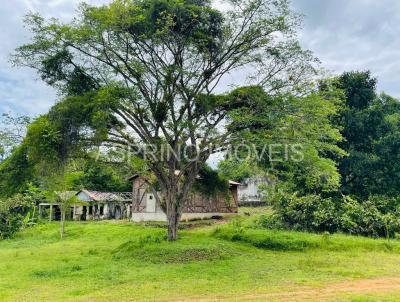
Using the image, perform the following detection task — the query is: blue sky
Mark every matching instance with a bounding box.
[1,0,400,117]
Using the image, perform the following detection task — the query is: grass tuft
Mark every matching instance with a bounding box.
[32,269,60,279]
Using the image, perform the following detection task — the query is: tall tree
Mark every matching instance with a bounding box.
[13,0,317,240]
[336,71,400,198]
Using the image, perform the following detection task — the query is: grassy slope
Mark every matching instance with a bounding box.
[1,219,400,301]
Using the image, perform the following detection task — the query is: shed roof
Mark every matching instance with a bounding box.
[79,190,132,202]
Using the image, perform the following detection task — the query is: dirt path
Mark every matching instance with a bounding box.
[172,277,400,302]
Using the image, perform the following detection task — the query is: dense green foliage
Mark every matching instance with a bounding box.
[220,83,344,194]
[263,193,400,238]
[192,164,230,198]
[69,160,131,192]
[0,145,34,198]
[335,71,400,198]
[217,71,400,238]
[217,159,254,182]
[0,186,44,239]
[0,199,25,239]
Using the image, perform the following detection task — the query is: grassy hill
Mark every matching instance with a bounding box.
[1,217,400,301]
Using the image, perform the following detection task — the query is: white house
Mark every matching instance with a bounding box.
[237,177,272,205]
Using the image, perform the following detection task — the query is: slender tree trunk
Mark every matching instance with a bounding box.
[60,210,65,239]
[49,205,53,222]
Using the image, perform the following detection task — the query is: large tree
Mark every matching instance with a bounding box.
[13,0,317,240]
[336,71,400,198]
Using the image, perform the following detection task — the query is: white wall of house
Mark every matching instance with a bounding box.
[238,177,271,204]
[131,212,236,222]
[132,212,168,222]
[145,193,156,212]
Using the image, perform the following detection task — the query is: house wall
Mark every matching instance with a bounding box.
[132,212,237,222]
[182,191,237,213]
[130,177,239,222]
[238,177,271,205]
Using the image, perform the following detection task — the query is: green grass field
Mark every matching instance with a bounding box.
[1,214,400,301]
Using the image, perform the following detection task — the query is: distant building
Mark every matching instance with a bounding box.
[39,190,133,221]
[39,175,240,222]
[237,177,272,206]
[129,173,239,222]
[74,190,133,220]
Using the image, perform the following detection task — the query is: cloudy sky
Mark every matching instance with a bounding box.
[1,0,400,117]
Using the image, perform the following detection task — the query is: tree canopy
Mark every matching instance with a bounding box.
[219,81,344,195]
[336,71,400,198]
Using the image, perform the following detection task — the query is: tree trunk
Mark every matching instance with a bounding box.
[161,167,202,241]
[49,205,53,222]
[60,210,65,239]
[167,214,179,241]
[165,188,181,241]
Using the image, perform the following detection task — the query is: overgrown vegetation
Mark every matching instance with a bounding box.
[192,164,231,201]
[0,188,40,239]
[217,71,400,239]
[0,0,399,243]
[263,193,400,238]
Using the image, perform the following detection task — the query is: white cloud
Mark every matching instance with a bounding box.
[0,0,111,117]
[292,0,400,97]
[1,0,400,117]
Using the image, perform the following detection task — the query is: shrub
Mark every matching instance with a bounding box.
[340,196,400,238]
[0,194,36,239]
[0,210,23,239]
[268,193,400,238]
[272,193,342,233]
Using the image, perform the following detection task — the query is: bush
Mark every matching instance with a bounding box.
[0,194,36,239]
[272,193,342,233]
[267,193,400,238]
[0,210,23,239]
[340,196,400,238]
